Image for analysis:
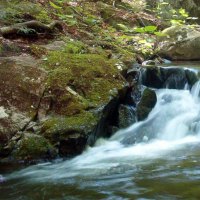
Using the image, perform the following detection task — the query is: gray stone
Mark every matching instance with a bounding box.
[0,55,46,152]
[42,40,66,51]
[158,25,200,60]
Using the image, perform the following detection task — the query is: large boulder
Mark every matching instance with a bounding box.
[0,55,46,156]
[0,49,125,161]
[158,25,200,60]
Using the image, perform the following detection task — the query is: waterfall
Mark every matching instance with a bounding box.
[5,80,200,183]
[191,80,200,100]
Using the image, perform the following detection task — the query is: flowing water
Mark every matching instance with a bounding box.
[1,74,200,199]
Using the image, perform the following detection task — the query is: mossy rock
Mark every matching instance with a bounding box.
[13,133,57,161]
[41,112,98,142]
[41,112,98,156]
[43,52,124,115]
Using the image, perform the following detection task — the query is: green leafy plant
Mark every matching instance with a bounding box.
[134,26,157,33]
[17,27,36,35]
[151,1,193,25]
[49,1,62,10]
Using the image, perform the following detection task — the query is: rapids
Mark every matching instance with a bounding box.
[1,71,200,199]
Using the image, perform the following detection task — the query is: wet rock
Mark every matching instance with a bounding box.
[141,66,163,88]
[161,68,187,89]
[59,135,87,157]
[121,117,157,145]
[185,69,199,88]
[119,86,138,106]
[87,98,119,146]
[118,104,136,128]
[136,88,157,121]
[142,66,195,89]
[125,67,140,81]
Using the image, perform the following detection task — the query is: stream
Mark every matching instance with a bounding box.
[1,66,200,200]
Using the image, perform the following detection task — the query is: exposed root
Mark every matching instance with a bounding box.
[0,20,63,39]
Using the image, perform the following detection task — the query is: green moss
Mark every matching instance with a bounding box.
[63,40,88,54]
[14,134,57,160]
[52,91,90,116]
[43,52,124,115]
[115,46,136,64]
[41,112,98,143]
[43,112,97,130]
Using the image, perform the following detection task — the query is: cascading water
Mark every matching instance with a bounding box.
[1,72,200,199]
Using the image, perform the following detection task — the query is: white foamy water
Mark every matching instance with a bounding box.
[5,81,200,183]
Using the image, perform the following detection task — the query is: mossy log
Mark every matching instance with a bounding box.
[0,20,63,38]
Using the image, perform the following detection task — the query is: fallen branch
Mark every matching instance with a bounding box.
[0,20,63,38]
